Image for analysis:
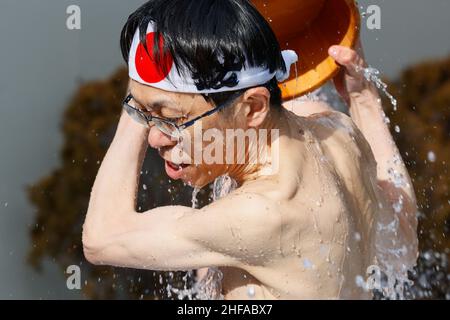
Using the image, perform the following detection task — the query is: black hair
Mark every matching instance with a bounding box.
[120,0,285,108]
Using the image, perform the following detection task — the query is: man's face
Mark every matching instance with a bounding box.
[129,79,241,187]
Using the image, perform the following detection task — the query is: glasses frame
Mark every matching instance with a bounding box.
[122,91,243,139]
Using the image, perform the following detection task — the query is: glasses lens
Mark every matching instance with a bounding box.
[153,119,180,139]
[124,104,148,126]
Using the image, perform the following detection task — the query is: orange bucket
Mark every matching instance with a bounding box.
[252,0,361,99]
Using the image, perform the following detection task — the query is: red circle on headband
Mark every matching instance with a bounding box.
[135,32,173,83]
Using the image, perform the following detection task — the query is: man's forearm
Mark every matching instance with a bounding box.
[348,88,416,202]
[84,110,149,237]
[348,88,418,258]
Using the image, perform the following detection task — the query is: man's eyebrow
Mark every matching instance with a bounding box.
[147,99,179,111]
[130,94,179,112]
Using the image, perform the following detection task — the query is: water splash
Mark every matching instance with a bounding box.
[369,165,416,299]
[168,270,197,300]
[193,175,238,300]
[192,267,225,300]
[356,65,398,111]
[165,186,202,300]
[191,187,200,209]
[163,176,239,300]
[212,175,238,201]
[407,250,450,299]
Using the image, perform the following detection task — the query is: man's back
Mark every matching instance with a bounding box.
[211,110,389,299]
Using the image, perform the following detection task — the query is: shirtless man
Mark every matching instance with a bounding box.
[82,0,418,299]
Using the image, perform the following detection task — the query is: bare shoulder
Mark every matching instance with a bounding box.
[305,110,378,179]
[203,184,282,226]
[282,99,360,138]
[307,109,359,133]
[283,99,335,117]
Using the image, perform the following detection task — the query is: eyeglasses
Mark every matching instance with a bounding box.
[122,91,242,140]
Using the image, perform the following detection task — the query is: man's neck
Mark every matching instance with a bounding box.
[228,108,286,185]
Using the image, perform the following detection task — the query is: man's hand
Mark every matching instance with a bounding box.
[328,41,378,107]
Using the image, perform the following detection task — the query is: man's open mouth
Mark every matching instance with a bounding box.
[166,160,189,171]
[164,159,190,180]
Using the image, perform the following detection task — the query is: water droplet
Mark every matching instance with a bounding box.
[423,251,432,261]
[316,196,323,207]
[247,285,255,298]
[320,245,328,256]
[427,151,436,163]
[302,258,314,269]
[393,198,403,213]
[355,275,366,288]
[392,155,402,165]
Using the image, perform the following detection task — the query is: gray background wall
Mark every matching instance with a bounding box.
[0,0,449,299]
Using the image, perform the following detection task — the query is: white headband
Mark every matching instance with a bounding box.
[128,22,298,94]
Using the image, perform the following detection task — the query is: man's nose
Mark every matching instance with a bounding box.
[147,126,177,149]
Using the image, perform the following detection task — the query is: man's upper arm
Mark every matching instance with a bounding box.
[84,192,281,271]
[180,192,282,266]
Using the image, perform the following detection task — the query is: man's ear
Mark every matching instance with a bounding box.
[242,87,271,127]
